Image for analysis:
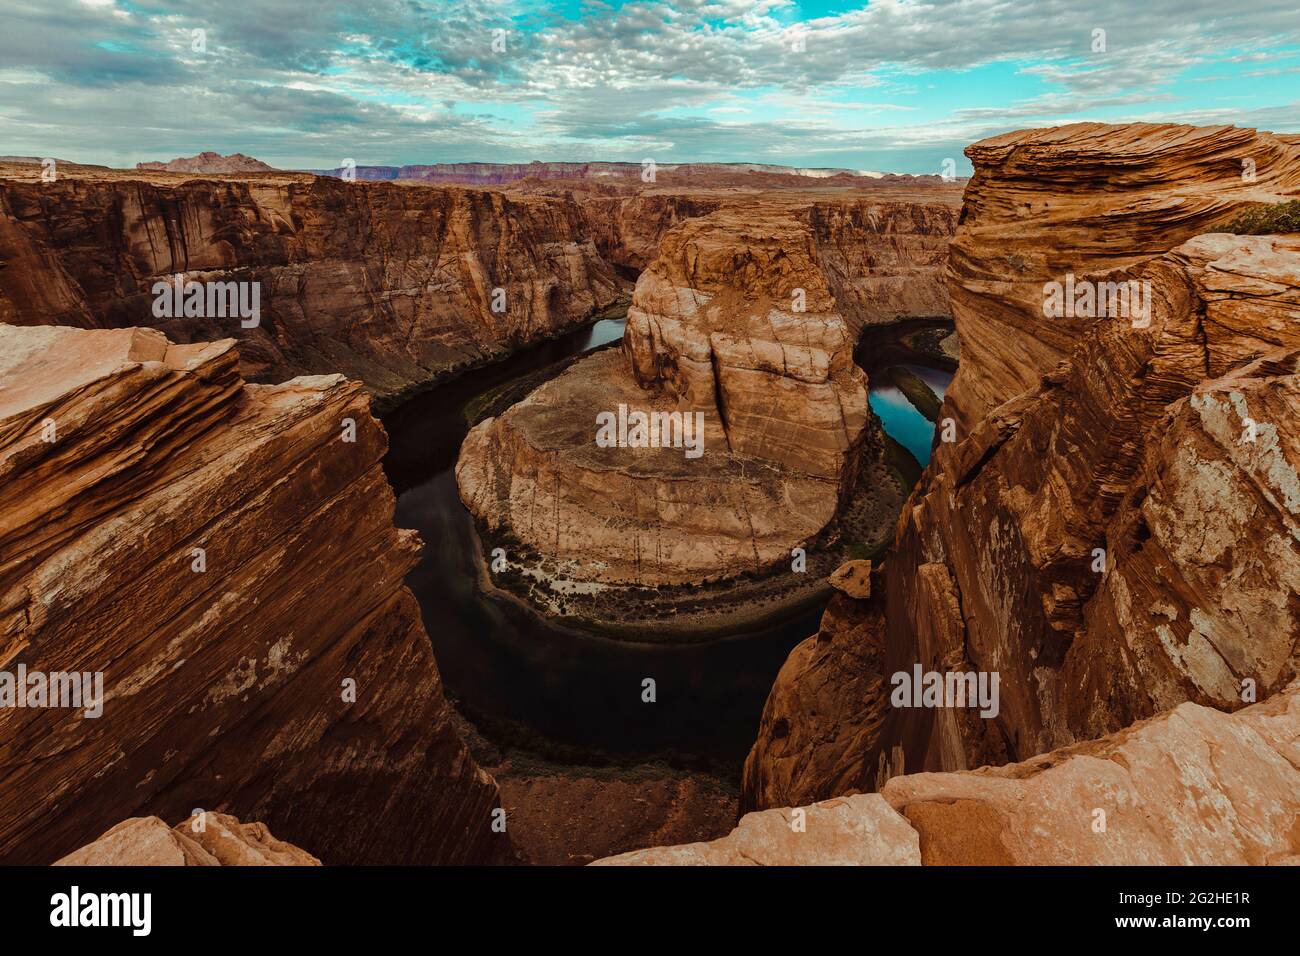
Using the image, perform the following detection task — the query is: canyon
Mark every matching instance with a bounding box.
[2,123,1298,868]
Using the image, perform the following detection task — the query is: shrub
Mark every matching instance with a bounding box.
[1224,200,1300,235]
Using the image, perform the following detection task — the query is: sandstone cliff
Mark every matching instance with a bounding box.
[608,679,1300,865]
[55,813,320,866]
[0,324,509,865]
[946,122,1300,428]
[742,123,1300,814]
[0,170,624,407]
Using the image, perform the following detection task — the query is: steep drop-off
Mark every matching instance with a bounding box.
[0,169,624,407]
[743,123,1300,814]
[0,324,509,865]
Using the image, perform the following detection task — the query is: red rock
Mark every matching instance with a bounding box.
[0,324,510,865]
[54,813,320,866]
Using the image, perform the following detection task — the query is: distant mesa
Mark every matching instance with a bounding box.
[305,159,960,185]
[136,151,277,173]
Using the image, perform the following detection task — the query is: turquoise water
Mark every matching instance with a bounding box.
[868,363,951,466]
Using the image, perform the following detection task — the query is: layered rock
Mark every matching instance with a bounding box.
[882,234,1300,779]
[0,324,509,865]
[457,193,959,592]
[0,171,624,406]
[623,680,1300,865]
[946,122,1300,428]
[54,813,320,866]
[742,125,1300,813]
[458,206,870,588]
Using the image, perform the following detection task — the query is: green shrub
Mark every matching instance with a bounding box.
[1224,200,1300,235]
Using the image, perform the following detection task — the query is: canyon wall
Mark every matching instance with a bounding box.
[457,193,959,590]
[0,324,510,865]
[945,122,1300,428]
[0,172,624,407]
[744,122,1300,813]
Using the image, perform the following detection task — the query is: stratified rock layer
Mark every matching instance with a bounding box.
[946,122,1300,428]
[0,173,623,406]
[458,195,958,589]
[743,124,1300,814]
[0,324,508,865]
[54,813,320,866]
[629,681,1300,865]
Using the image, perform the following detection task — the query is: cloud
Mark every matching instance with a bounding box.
[0,0,1296,172]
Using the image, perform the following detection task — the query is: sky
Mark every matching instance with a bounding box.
[1,0,1298,174]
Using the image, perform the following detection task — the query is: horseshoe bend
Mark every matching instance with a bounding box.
[3,110,1300,896]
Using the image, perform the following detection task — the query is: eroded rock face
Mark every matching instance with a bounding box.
[741,566,889,811]
[457,195,958,589]
[0,324,509,865]
[884,236,1300,778]
[54,813,320,866]
[946,122,1300,429]
[637,681,1300,865]
[0,172,624,407]
[882,681,1300,865]
[742,124,1300,815]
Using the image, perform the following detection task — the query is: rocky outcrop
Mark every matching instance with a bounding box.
[741,124,1300,813]
[593,793,920,866]
[457,192,959,593]
[0,324,509,865]
[883,234,1300,780]
[741,564,889,811]
[945,122,1300,429]
[137,152,277,174]
[624,680,1300,865]
[0,172,624,407]
[54,813,320,866]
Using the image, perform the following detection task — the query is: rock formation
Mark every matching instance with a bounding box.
[0,324,509,865]
[136,152,277,174]
[742,123,1300,816]
[54,813,320,866]
[0,169,624,408]
[609,679,1300,865]
[946,122,1300,428]
[593,793,920,866]
[457,193,959,593]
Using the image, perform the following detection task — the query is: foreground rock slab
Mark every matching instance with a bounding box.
[612,681,1300,865]
[55,813,320,866]
[592,794,920,866]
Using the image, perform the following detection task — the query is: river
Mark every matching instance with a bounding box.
[382,315,953,771]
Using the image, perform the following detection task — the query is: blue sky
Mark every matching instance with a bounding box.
[1,0,1297,173]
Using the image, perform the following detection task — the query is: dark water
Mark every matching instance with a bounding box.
[382,319,822,770]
